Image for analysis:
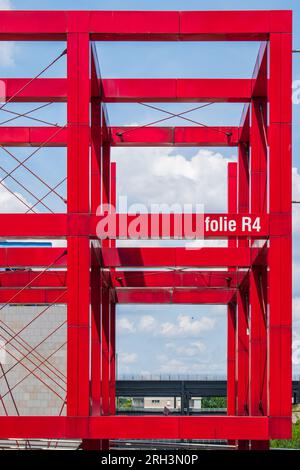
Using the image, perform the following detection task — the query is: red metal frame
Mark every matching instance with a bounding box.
[0,9,292,449]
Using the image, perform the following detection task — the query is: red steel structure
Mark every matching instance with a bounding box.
[0,10,292,450]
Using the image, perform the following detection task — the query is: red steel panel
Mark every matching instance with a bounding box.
[66,32,91,417]
[101,247,259,268]
[102,78,253,103]
[0,416,271,440]
[0,10,291,40]
[0,271,66,287]
[110,270,244,288]
[0,78,253,103]
[0,289,67,304]
[110,126,240,147]
[227,162,237,423]
[268,32,292,434]
[0,127,67,147]
[115,288,235,304]
[0,248,67,267]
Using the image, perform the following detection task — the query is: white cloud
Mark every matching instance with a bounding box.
[117,317,136,333]
[113,147,231,212]
[166,340,206,356]
[293,297,300,324]
[159,314,215,338]
[158,357,225,375]
[138,314,156,332]
[0,183,29,212]
[119,352,137,364]
[0,0,12,8]
[118,313,216,338]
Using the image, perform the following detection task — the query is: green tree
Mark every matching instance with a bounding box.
[117,397,133,410]
[201,396,227,409]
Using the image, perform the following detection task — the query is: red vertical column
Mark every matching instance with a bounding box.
[109,162,117,415]
[237,141,250,450]
[66,33,91,418]
[82,52,103,451]
[227,163,237,423]
[249,97,268,450]
[268,31,292,438]
[100,132,111,449]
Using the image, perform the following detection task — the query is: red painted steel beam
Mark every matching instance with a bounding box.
[115,288,235,304]
[0,10,291,40]
[0,78,254,103]
[268,31,292,435]
[0,125,239,148]
[1,213,285,238]
[110,126,240,147]
[0,289,67,304]
[0,415,275,440]
[0,78,66,102]
[101,247,259,268]
[0,214,68,237]
[0,248,66,267]
[109,270,245,288]
[0,127,67,147]
[227,162,237,424]
[0,270,66,287]
[96,213,270,239]
[102,78,254,103]
[0,125,242,147]
[66,30,91,418]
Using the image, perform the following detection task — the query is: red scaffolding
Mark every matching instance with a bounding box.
[0,10,293,450]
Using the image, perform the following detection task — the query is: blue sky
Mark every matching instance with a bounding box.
[0,0,299,379]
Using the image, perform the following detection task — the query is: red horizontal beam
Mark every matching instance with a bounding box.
[0,10,291,40]
[0,270,243,289]
[97,213,269,239]
[110,126,240,147]
[102,78,254,103]
[0,288,234,305]
[0,248,67,267]
[0,289,67,304]
[0,78,254,103]
[1,78,66,102]
[0,213,287,238]
[115,288,235,304]
[110,270,244,288]
[0,214,68,237]
[0,270,66,287]
[0,127,67,147]
[0,126,239,147]
[0,416,271,440]
[101,247,259,268]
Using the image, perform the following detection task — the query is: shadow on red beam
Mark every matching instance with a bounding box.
[0,287,235,304]
[101,247,260,268]
[109,270,246,288]
[0,270,245,289]
[114,288,236,304]
[0,415,279,440]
